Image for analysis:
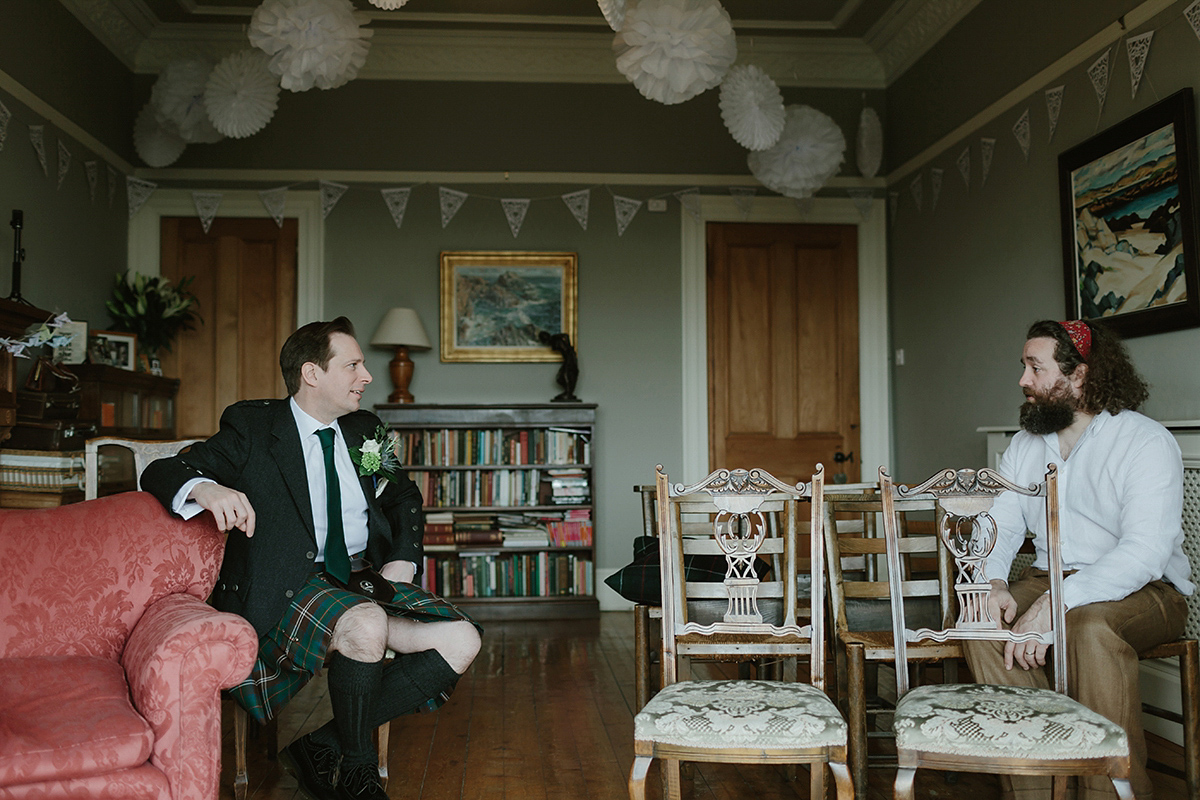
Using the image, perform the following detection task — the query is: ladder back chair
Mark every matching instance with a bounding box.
[84,436,394,799]
[880,465,1134,800]
[822,484,961,800]
[629,465,852,800]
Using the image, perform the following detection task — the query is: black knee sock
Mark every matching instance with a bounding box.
[367,649,461,729]
[319,651,385,768]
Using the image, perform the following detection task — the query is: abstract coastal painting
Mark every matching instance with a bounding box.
[1059,88,1200,337]
[439,251,578,362]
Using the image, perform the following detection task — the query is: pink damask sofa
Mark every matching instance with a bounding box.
[0,491,257,799]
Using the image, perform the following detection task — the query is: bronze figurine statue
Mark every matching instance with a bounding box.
[538,331,580,403]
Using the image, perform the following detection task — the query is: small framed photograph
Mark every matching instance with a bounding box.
[88,330,137,370]
[439,251,578,363]
[52,320,88,365]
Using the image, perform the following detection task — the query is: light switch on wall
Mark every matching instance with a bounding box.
[895,348,905,366]
[647,198,667,212]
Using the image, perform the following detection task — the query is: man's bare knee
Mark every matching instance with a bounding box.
[439,621,480,674]
[330,603,389,662]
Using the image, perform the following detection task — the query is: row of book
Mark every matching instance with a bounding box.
[419,551,594,598]
[395,427,591,467]
[408,468,591,508]
[424,509,593,548]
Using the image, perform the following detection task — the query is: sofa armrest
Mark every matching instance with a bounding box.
[122,592,257,800]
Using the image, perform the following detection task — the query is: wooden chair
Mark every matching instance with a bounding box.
[629,465,852,800]
[632,484,661,712]
[84,436,394,798]
[822,484,961,800]
[879,465,1134,800]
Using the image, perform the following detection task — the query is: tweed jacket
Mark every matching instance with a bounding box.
[141,399,424,638]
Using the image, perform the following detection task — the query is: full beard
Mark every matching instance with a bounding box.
[1019,382,1078,435]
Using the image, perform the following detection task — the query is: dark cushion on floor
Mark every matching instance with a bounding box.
[605,535,772,605]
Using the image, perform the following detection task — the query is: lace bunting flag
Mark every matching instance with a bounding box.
[956,146,971,189]
[259,186,288,227]
[192,191,223,234]
[980,137,996,188]
[501,198,530,238]
[126,176,157,219]
[1187,0,1200,41]
[888,191,899,220]
[85,161,98,202]
[319,180,349,220]
[909,174,923,213]
[561,189,591,230]
[673,188,701,221]
[439,187,469,228]
[1088,48,1111,114]
[930,168,943,212]
[1045,86,1065,142]
[612,194,642,236]
[380,187,412,230]
[56,140,71,190]
[1012,108,1031,161]
[28,125,47,176]
[107,165,118,207]
[1126,31,1154,99]
[729,186,756,217]
[847,188,874,219]
[0,100,10,151]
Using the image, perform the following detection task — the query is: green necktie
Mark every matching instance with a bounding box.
[315,427,351,583]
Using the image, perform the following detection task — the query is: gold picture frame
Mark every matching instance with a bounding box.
[439,251,578,363]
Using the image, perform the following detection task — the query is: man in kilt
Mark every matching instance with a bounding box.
[143,317,480,800]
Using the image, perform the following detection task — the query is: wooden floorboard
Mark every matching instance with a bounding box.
[219,611,1190,800]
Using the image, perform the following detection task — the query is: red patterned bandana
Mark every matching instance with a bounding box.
[1059,320,1091,361]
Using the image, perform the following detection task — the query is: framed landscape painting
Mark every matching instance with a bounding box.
[1059,88,1200,338]
[439,251,578,362]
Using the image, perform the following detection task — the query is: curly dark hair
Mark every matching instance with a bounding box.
[279,316,356,396]
[1026,320,1149,414]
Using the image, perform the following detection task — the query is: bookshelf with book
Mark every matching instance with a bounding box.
[374,403,598,621]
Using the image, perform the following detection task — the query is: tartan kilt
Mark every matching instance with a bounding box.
[229,573,479,725]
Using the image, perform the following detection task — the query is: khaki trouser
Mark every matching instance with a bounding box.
[963,569,1188,800]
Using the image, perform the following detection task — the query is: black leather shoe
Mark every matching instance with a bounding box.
[280,734,340,800]
[336,760,389,800]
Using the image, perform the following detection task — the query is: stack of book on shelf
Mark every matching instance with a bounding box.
[419,550,595,599]
[453,512,503,545]
[497,513,550,548]
[543,468,590,505]
[544,508,593,547]
[422,511,455,549]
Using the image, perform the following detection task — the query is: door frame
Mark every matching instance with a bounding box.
[680,194,891,481]
[126,189,324,326]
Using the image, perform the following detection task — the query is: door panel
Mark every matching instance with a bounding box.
[708,222,859,487]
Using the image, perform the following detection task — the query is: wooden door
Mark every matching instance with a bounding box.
[707,222,860,487]
[159,217,297,438]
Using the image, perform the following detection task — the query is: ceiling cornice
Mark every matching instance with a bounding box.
[58,0,970,89]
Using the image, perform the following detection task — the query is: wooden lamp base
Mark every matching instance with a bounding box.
[388,345,415,403]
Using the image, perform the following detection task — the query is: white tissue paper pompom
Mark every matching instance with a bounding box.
[368,0,410,7]
[205,50,281,139]
[249,0,373,92]
[748,105,846,199]
[134,103,187,168]
[857,107,883,179]
[150,59,225,144]
[719,64,785,151]
[613,0,737,106]
[598,0,626,31]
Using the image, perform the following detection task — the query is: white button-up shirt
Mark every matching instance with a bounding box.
[986,410,1194,610]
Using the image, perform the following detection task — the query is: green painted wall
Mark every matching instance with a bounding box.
[888,0,1200,480]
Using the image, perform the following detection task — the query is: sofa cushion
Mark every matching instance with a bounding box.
[0,655,153,787]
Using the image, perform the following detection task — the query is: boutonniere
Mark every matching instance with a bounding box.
[349,425,404,498]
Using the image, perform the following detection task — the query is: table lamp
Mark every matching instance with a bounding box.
[370,308,431,403]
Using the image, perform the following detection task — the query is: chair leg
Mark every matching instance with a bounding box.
[629,756,652,800]
[809,760,827,800]
[634,605,652,710]
[1110,777,1136,800]
[894,767,916,800]
[1182,641,1200,800]
[829,760,854,800]
[233,704,248,800]
[1052,775,1068,800]
[376,721,390,788]
[846,644,868,800]
[662,758,683,800]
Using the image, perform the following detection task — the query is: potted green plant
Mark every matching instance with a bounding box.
[105,272,201,364]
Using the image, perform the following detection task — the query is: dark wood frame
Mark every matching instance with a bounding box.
[1059,88,1200,338]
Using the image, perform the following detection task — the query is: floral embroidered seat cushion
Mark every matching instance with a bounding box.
[894,684,1129,759]
[635,680,848,750]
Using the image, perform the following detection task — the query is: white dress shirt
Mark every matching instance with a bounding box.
[985,409,1194,610]
[171,397,371,563]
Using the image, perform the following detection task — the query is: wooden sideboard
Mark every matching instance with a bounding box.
[0,299,52,444]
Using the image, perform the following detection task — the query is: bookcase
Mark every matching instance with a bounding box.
[375,403,598,621]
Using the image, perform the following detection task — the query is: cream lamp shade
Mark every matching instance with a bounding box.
[371,308,431,403]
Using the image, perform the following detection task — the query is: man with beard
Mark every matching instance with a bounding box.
[963,319,1193,799]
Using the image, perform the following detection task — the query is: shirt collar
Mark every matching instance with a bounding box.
[290,396,342,442]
